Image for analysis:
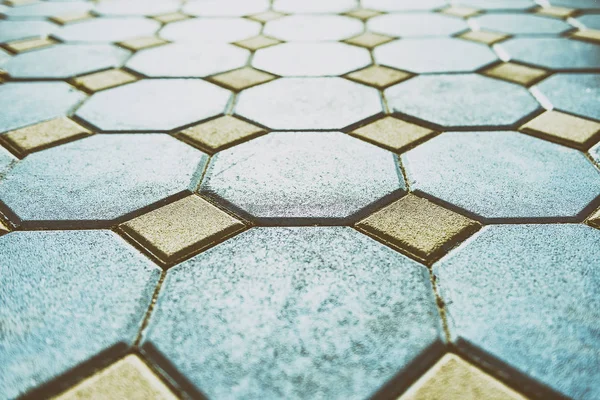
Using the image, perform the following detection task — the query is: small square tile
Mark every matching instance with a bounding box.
[234,35,281,51]
[53,355,177,400]
[345,65,411,89]
[0,219,9,235]
[588,207,600,229]
[209,67,276,91]
[49,11,94,25]
[0,117,91,157]
[520,111,600,149]
[344,32,394,48]
[343,8,382,20]
[351,116,436,153]
[247,10,285,23]
[458,30,510,45]
[152,12,189,24]
[72,69,137,93]
[535,6,576,19]
[177,115,265,153]
[117,36,169,51]
[440,5,480,18]
[399,354,527,400]
[0,69,8,83]
[356,194,480,263]
[571,29,600,45]
[121,195,245,264]
[4,37,57,53]
[482,62,549,86]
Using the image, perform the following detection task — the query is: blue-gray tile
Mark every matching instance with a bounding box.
[470,13,571,35]
[549,0,600,10]
[534,73,600,121]
[200,131,405,224]
[3,1,91,19]
[0,82,85,133]
[126,43,249,78]
[235,78,382,130]
[385,74,539,129]
[264,15,362,41]
[0,20,58,43]
[367,13,467,37]
[253,42,370,77]
[0,146,16,176]
[454,0,536,10]
[143,227,444,400]
[54,17,160,43]
[434,224,600,400]
[362,0,448,11]
[161,18,261,43]
[76,79,230,131]
[0,229,160,399]
[4,44,130,79]
[183,0,269,16]
[591,141,600,165]
[0,134,207,226]
[0,48,10,68]
[374,38,497,74]
[500,37,600,70]
[94,0,180,16]
[576,13,600,29]
[273,0,357,13]
[402,131,600,220]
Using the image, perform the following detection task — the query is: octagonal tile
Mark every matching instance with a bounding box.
[264,15,362,41]
[0,146,16,176]
[549,0,600,10]
[576,14,600,29]
[471,13,571,35]
[0,134,208,227]
[0,20,57,43]
[76,79,231,131]
[94,0,180,16]
[367,13,468,38]
[452,0,536,10]
[200,132,405,224]
[534,73,600,121]
[142,227,443,399]
[54,18,160,43]
[273,0,357,13]
[362,0,447,11]
[402,131,600,220]
[183,0,269,16]
[500,37,600,70]
[2,1,91,19]
[160,18,261,43]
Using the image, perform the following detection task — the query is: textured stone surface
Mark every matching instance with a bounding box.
[200,132,406,224]
[344,65,412,89]
[0,20,57,43]
[273,0,356,13]
[375,38,497,74]
[73,69,138,93]
[0,230,160,400]
[0,146,16,176]
[385,74,539,129]
[143,227,444,400]
[161,18,261,43]
[453,0,535,10]
[482,62,549,86]
[362,0,447,11]
[0,134,208,226]
[403,131,600,220]
[500,37,600,70]
[209,67,276,91]
[183,0,269,17]
[520,110,600,148]
[350,116,435,153]
[235,78,382,129]
[471,13,571,34]
[0,82,85,133]
[368,13,468,37]
[264,15,362,41]
[534,73,600,121]
[550,0,600,10]
[434,224,600,400]
[54,18,160,43]
[77,79,231,131]
[4,44,129,79]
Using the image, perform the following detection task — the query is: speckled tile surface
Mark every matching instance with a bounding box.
[1,1,599,399]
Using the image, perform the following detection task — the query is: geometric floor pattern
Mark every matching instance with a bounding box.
[1,0,599,399]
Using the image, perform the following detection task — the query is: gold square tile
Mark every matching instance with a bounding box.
[0,118,91,157]
[351,116,435,153]
[345,65,412,89]
[247,10,285,23]
[117,36,168,51]
[399,354,527,400]
[0,69,8,83]
[209,67,276,91]
[520,111,600,149]
[571,29,600,45]
[440,5,480,18]
[177,115,265,153]
[481,62,549,86]
[356,195,480,263]
[343,32,394,48]
[49,11,94,25]
[73,69,137,93]
[52,355,177,400]
[535,6,576,18]
[0,219,9,235]
[151,12,189,24]
[234,35,281,51]
[343,8,383,20]
[4,37,57,53]
[120,195,245,264]
[588,207,600,229]
[458,30,510,45]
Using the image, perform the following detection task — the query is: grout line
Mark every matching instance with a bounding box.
[134,269,167,348]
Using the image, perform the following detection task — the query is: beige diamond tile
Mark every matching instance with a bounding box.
[72,69,137,93]
[117,36,169,51]
[234,35,281,51]
[209,66,276,91]
[0,219,9,235]
[399,354,527,400]
[351,116,436,153]
[440,5,480,18]
[356,194,480,263]
[247,10,285,23]
[152,12,190,24]
[343,8,383,20]
[52,355,177,400]
[49,11,94,25]
[4,37,57,53]
[120,195,245,264]
[481,62,549,86]
[571,29,600,45]
[520,111,600,149]
[535,6,576,19]
[344,31,394,48]
[0,117,91,157]
[588,207,600,229]
[345,65,411,89]
[177,115,265,153]
[0,69,8,83]
[458,30,510,45]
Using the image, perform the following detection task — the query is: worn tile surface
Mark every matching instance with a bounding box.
[161,18,261,43]
[54,18,160,43]
[368,13,468,37]
[500,37,600,70]
[534,73,600,121]
[72,68,138,92]
[520,110,600,148]
[471,13,571,35]
[0,20,57,43]
[482,62,549,86]
[264,14,362,41]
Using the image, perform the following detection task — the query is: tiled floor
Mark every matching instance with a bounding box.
[0,0,599,399]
